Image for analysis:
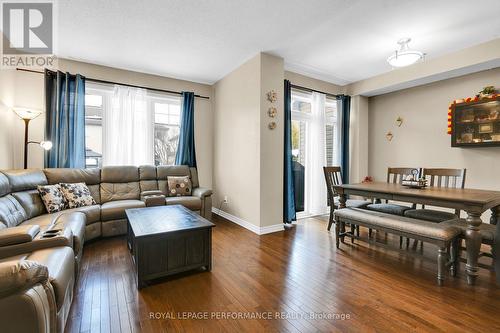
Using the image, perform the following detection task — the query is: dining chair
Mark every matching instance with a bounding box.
[403,168,466,222]
[366,167,417,216]
[442,215,500,274]
[401,168,466,248]
[323,166,371,231]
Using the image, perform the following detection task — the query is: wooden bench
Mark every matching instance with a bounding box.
[334,208,461,285]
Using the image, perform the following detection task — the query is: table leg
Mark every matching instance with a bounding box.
[465,211,482,285]
[492,206,500,283]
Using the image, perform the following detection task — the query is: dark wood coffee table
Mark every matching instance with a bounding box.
[125,205,215,288]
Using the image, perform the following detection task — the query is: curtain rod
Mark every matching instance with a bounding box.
[290,83,340,99]
[16,68,210,100]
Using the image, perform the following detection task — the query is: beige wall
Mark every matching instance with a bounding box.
[3,59,214,187]
[213,54,262,227]
[369,67,500,221]
[285,71,344,95]
[260,54,284,228]
[214,56,361,231]
[350,95,369,183]
[0,70,15,169]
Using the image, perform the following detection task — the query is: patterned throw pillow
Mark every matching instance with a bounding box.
[167,176,192,197]
[37,184,66,213]
[60,183,97,209]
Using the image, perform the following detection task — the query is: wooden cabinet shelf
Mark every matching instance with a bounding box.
[451,96,500,147]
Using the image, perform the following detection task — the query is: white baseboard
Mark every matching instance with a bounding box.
[212,208,284,235]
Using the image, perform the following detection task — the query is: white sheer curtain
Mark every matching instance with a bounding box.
[305,92,328,216]
[102,85,154,166]
[334,99,343,168]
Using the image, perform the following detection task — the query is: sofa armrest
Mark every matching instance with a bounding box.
[0,225,40,247]
[140,190,166,207]
[141,190,163,198]
[192,187,213,198]
[0,259,48,298]
[142,194,166,207]
[0,227,73,259]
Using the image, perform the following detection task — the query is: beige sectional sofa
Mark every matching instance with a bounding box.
[0,165,212,332]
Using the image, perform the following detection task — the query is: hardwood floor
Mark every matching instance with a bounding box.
[66,215,500,333]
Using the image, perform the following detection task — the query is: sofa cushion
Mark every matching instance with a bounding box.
[0,195,27,228]
[101,166,139,183]
[139,165,158,192]
[43,168,100,185]
[167,176,192,197]
[11,190,47,219]
[189,167,200,189]
[157,166,191,196]
[157,165,190,179]
[37,184,66,213]
[100,182,140,203]
[24,205,100,226]
[1,170,47,192]
[0,173,10,197]
[25,247,75,311]
[165,196,201,211]
[60,183,96,209]
[44,168,101,203]
[100,200,145,221]
[139,165,157,180]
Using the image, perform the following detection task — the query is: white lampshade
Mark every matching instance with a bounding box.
[40,141,53,150]
[13,107,43,120]
[387,38,424,68]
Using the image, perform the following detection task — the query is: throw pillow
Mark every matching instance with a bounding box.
[37,184,66,213]
[60,183,97,209]
[167,176,192,197]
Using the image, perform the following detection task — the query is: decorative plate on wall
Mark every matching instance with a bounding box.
[267,90,277,103]
[268,107,277,118]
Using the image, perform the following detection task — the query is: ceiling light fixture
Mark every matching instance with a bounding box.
[387,38,424,68]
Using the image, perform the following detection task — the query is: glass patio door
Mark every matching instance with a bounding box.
[291,89,339,217]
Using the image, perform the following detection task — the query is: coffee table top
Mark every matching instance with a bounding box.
[126,205,215,238]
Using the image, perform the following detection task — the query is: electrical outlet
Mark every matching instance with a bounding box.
[223,196,228,203]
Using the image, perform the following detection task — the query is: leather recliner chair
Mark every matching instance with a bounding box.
[0,164,212,332]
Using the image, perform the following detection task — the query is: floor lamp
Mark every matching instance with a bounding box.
[13,107,53,169]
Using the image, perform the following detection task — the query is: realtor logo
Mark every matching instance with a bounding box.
[1,1,55,68]
[2,2,52,54]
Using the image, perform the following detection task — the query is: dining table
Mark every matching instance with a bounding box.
[334,181,500,285]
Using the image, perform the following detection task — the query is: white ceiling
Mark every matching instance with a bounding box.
[57,0,500,85]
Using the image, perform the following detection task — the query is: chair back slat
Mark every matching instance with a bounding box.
[423,168,467,215]
[323,166,343,205]
[387,167,416,184]
[423,168,466,189]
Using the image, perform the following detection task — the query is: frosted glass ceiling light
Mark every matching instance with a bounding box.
[387,38,424,68]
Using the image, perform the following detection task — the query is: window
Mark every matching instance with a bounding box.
[325,97,338,167]
[84,83,182,168]
[291,89,339,216]
[152,96,181,166]
[84,88,104,168]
